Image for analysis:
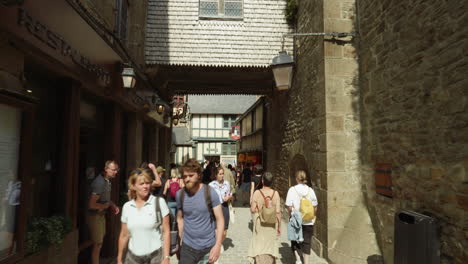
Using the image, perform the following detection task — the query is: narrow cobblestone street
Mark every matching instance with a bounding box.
[168,203,328,264]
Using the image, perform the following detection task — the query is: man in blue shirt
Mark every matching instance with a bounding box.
[176,159,224,264]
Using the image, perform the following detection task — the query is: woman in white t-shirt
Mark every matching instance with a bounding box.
[285,170,318,264]
[209,167,233,242]
[117,169,171,264]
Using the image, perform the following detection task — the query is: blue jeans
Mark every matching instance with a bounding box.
[167,201,178,217]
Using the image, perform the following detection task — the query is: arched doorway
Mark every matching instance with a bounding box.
[289,154,311,187]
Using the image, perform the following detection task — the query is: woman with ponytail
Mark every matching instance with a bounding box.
[285,170,318,264]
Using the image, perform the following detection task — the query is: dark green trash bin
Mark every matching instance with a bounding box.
[394,210,440,264]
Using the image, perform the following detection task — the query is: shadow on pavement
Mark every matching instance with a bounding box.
[279,242,294,263]
[223,237,234,250]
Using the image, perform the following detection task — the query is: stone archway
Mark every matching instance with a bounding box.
[289,154,311,187]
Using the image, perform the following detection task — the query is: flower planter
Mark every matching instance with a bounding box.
[18,229,78,264]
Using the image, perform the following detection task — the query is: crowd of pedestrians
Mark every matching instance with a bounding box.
[87,159,318,264]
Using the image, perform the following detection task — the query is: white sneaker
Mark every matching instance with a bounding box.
[296,261,302,264]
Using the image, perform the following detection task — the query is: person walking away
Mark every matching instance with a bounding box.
[202,161,213,184]
[247,172,280,263]
[88,160,120,264]
[176,159,224,264]
[240,163,253,206]
[140,162,162,192]
[163,168,184,218]
[250,164,264,205]
[209,167,233,244]
[223,164,236,201]
[285,170,318,264]
[152,166,167,197]
[117,169,171,264]
[227,165,238,200]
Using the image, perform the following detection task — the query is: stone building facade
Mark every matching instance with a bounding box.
[272,0,468,263]
[0,1,171,263]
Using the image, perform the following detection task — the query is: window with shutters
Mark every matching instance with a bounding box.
[199,0,243,19]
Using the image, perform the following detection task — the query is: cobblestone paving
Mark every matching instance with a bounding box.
[170,203,328,264]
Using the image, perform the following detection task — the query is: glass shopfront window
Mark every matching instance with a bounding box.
[0,104,22,260]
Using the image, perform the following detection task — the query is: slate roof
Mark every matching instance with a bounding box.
[172,127,192,145]
[145,0,293,67]
[188,95,258,114]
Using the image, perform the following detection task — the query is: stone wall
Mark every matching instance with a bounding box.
[271,0,327,253]
[358,0,468,263]
[272,0,382,262]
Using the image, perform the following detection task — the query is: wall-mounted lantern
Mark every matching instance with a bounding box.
[156,105,165,114]
[271,51,294,90]
[122,66,136,89]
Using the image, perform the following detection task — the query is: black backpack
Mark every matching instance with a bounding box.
[153,196,179,255]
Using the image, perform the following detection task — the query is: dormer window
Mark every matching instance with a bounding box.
[199,0,243,19]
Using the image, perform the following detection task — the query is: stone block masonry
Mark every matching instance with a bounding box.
[358,0,468,263]
[269,0,468,263]
[270,0,381,263]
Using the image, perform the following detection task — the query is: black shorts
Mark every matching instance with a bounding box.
[221,203,230,230]
[291,225,314,255]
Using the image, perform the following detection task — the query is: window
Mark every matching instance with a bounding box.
[115,0,128,40]
[200,0,243,18]
[222,143,237,155]
[0,104,22,260]
[223,115,237,128]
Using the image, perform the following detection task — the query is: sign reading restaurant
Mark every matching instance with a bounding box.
[16,7,111,84]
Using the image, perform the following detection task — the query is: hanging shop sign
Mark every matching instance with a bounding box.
[16,8,111,85]
[230,125,240,140]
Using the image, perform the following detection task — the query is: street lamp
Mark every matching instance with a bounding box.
[122,66,136,89]
[271,51,294,90]
[156,104,165,114]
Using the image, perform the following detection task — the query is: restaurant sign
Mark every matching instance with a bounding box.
[16,8,111,84]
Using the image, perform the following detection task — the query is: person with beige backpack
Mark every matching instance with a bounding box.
[247,172,281,264]
[286,170,318,264]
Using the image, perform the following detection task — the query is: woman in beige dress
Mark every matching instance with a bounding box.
[247,172,281,263]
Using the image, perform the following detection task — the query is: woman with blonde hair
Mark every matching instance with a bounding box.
[163,167,184,217]
[117,169,171,264]
[285,170,318,264]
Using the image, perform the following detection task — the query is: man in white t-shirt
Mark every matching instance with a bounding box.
[285,170,318,264]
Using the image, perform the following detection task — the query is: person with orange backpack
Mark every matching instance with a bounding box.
[285,170,318,264]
